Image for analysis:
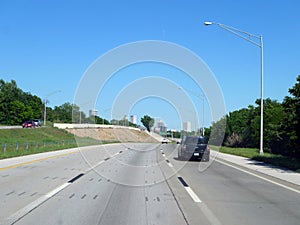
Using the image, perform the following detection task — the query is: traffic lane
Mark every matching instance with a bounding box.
[0,144,125,223]
[161,144,300,225]
[0,152,88,222]
[157,148,217,225]
[12,144,188,225]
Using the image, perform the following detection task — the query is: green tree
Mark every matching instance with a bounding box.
[0,79,43,125]
[261,99,284,152]
[53,103,74,123]
[141,115,154,132]
[247,99,284,150]
[71,104,83,123]
[280,75,300,157]
[225,108,254,147]
[209,116,226,146]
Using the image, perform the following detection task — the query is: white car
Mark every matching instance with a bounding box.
[161,138,169,144]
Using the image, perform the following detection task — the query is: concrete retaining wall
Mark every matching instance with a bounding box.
[53,123,141,131]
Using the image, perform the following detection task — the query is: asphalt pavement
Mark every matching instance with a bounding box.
[0,143,299,225]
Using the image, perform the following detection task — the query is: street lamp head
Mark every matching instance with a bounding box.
[204,21,213,26]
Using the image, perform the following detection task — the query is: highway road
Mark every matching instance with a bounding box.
[1,143,300,225]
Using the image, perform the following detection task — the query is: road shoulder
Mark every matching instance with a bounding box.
[213,150,300,186]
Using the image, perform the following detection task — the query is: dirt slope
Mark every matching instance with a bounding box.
[66,127,158,143]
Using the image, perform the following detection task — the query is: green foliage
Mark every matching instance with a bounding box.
[225,107,255,147]
[209,116,226,146]
[280,75,300,157]
[0,80,43,125]
[220,98,284,151]
[212,75,300,159]
[170,130,181,138]
[53,102,73,123]
[87,115,110,125]
[263,99,284,152]
[141,115,154,132]
[51,102,89,124]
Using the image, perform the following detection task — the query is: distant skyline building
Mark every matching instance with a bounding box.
[154,127,161,133]
[156,120,167,133]
[183,121,191,132]
[157,120,165,128]
[130,115,137,124]
[89,109,98,117]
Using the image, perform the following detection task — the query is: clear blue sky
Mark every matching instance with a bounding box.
[1,0,299,130]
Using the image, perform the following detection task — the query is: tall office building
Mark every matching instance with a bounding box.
[130,115,137,124]
[89,109,98,117]
[183,121,191,132]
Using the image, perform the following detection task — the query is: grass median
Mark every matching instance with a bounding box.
[212,146,300,172]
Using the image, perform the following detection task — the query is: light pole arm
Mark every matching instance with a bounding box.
[207,22,262,48]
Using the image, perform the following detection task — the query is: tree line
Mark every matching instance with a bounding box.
[0,79,110,125]
[208,75,300,158]
[0,79,141,128]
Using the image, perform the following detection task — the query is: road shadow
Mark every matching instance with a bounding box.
[173,156,208,163]
[246,158,295,173]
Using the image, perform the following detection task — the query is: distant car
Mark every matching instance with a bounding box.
[33,119,42,127]
[22,120,35,128]
[178,136,210,161]
[161,138,169,144]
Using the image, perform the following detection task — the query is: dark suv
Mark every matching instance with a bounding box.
[178,136,210,161]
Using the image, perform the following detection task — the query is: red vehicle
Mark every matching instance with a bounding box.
[22,120,35,128]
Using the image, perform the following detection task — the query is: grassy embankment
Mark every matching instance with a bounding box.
[0,127,108,159]
[213,146,300,172]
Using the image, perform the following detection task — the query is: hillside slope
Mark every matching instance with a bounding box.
[66,127,158,143]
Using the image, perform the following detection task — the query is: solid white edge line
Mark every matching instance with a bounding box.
[215,159,300,194]
[184,186,202,203]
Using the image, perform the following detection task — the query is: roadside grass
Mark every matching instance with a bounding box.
[0,127,117,160]
[211,146,300,172]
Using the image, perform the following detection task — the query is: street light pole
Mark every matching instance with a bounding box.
[259,35,264,155]
[43,99,48,126]
[43,90,61,126]
[202,96,205,136]
[204,21,264,155]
